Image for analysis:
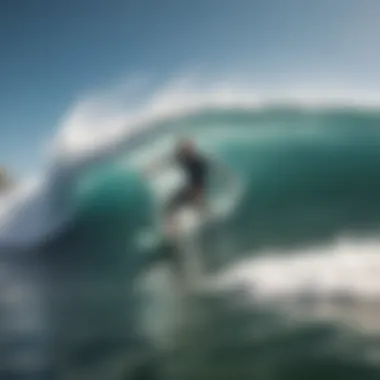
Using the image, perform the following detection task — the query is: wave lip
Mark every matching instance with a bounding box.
[52,81,380,167]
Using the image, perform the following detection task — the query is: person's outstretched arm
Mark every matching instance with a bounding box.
[143,154,173,177]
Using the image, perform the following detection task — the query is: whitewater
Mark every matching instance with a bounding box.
[2,81,380,378]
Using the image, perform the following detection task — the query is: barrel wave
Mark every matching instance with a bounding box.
[70,106,380,263]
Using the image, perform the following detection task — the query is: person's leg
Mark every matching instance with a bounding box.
[164,187,189,237]
[190,186,207,217]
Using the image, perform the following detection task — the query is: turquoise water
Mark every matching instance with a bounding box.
[3,106,380,378]
[73,107,380,261]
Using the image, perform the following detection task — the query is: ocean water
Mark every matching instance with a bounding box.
[2,101,380,379]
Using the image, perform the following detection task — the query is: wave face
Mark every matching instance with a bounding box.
[64,106,380,260]
[3,104,380,377]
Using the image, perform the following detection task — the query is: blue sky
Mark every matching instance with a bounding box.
[1,0,379,177]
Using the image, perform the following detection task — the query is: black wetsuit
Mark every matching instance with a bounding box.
[167,151,208,213]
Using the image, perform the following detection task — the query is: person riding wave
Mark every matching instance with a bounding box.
[144,137,233,237]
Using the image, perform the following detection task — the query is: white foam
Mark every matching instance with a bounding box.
[0,177,65,248]
[51,75,380,166]
[217,238,380,301]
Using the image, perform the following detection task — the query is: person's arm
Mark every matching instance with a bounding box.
[143,154,173,177]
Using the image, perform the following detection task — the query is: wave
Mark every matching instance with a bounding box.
[4,81,380,379]
[2,80,380,253]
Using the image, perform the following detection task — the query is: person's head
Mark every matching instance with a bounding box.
[176,137,196,156]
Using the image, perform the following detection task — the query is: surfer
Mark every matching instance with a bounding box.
[144,137,231,237]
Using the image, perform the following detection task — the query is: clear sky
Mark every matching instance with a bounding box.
[1,0,380,177]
